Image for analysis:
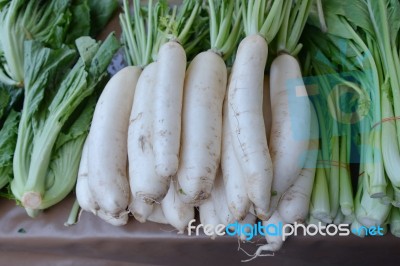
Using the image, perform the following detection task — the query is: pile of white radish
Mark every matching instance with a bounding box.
[74,0,318,256]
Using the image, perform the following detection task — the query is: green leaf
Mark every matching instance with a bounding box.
[11,35,118,215]
[0,0,74,85]
[387,0,400,45]
[0,110,20,189]
[0,86,10,119]
[88,0,119,37]
[64,0,91,45]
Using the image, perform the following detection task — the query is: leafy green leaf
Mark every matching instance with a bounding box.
[387,0,400,45]
[12,34,119,216]
[88,0,119,37]
[0,110,20,189]
[64,0,91,45]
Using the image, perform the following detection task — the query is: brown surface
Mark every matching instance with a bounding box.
[1,195,399,266]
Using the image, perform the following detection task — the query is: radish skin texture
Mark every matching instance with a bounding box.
[212,167,235,225]
[227,34,273,219]
[161,180,195,234]
[129,197,154,223]
[278,103,319,224]
[153,41,187,179]
[176,50,227,205]
[267,53,311,218]
[128,62,167,222]
[221,97,250,221]
[199,196,222,240]
[76,137,98,214]
[87,66,141,220]
[127,62,157,222]
[147,204,169,224]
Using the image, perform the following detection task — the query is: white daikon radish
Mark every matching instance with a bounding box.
[226,0,287,221]
[76,137,98,214]
[221,97,250,221]
[227,34,273,219]
[153,41,187,179]
[212,167,235,225]
[199,196,222,240]
[87,66,141,224]
[161,180,195,234]
[127,62,163,222]
[267,54,311,218]
[176,0,241,206]
[278,103,318,224]
[176,50,227,205]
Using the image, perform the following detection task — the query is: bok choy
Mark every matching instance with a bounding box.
[10,34,119,217]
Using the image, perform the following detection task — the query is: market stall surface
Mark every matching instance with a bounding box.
[0,196,399,266]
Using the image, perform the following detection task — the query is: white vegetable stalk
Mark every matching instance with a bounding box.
[152,0,201,180]
[310,154,332,224]
[176,50,226,204]
[152,41,186,179]
[199,196,222,240]
[267,54,311,218]
[355,173,392,228]
[75,137,98,214]
[227,35,273,219]
[327,135,340,219]
[390,207,400,237]
[381,87,400,189]
[227,0,287,219]
[176,0,241,205]
[339,133,354,216]
[278,103,318,224]
[87,66,141,225]
[212,167,235,225]
[127,62,161,222]
[266,0,312,219]
[221,96,250,221]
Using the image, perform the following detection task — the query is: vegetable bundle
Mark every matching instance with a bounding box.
[303,0,400,236]
[0,0,119,217]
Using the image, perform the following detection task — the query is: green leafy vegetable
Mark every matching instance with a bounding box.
[0,110,20,189]
[0,84,22,189]
[10,34,119,217]
[0,0,118,87]
[0,0,72,87]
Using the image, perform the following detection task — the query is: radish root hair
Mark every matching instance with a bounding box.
[241,243,276,262]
